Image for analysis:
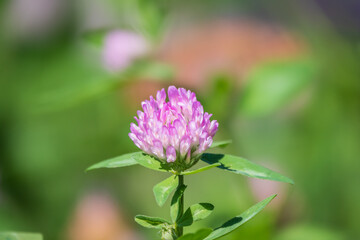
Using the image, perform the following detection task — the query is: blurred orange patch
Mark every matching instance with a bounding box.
[158,19,307,89]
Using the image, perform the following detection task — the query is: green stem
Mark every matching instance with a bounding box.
[176,174,185,237]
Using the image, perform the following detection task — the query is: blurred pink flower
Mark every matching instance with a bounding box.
[129,86,218,168]
[102,30,148,72]
[67,193,141,240]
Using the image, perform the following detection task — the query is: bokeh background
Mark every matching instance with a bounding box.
[1,0,360,239]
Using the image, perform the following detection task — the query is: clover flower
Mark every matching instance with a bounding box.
[90,87,293,240]
[129,86,218,170]
[102,30,148,72]
[88,14,295,240]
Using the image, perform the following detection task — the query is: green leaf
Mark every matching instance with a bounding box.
[87,152,172,173]
[153,175,178,207]
[86,152,140,171]
[170,185,187,222]
[0,232,43,240]
[133,153,171,172]
[204,195,276,240]
[177,203,214,227]
[177,228,213,240]
[134,215,170,229]
[240,59,316,117]
[209,140,232,149]
[181,163,221,175]
[201,153,294,184]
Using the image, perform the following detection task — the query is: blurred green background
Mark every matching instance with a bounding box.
[1,0,359,239]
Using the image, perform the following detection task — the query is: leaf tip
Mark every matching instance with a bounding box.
[158,200,166,207]
[134,214,144,223]
[85,162,101,172]
[153,190,166,207]
[283,176,295,185]
[152,189,162,207]
[265,194,277,204]
[85,165,95,172]
[288,178,295,185]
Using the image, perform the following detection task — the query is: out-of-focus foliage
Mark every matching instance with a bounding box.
[0,232,42,240]
[274,224,345,240]
[239,59,317,117]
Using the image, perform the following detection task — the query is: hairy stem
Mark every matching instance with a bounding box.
[176,174,185,237]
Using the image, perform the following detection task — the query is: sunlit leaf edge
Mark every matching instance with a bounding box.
[201,153,294,184]
[86,152,141,171]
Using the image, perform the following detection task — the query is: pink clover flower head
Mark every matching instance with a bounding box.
[102,30,148,72]
[129,86,218,171]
